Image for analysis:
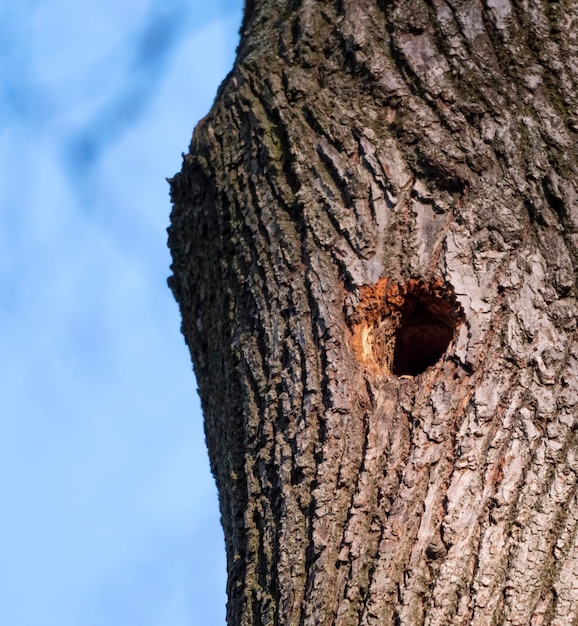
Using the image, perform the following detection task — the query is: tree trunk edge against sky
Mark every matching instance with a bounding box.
[168,1,578,624]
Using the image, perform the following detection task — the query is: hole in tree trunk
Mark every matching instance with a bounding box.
[352,278,464,377]
[392,295,456,376]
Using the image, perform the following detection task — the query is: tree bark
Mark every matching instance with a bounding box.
[168,1,578,624]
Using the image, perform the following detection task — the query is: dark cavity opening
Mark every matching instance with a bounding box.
[392,293,456,376]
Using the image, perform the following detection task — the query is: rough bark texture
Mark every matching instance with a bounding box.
[168,1,578,624]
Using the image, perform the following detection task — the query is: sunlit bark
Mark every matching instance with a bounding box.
[169,1,578,624]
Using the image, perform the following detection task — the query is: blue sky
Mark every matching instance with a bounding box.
[1,1,243,624]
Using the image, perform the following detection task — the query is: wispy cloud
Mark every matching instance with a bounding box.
[1,2,243,625]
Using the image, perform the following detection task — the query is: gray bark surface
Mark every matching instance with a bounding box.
[168,1,578,624]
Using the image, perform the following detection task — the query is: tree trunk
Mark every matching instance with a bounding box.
[168,1,578,624]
